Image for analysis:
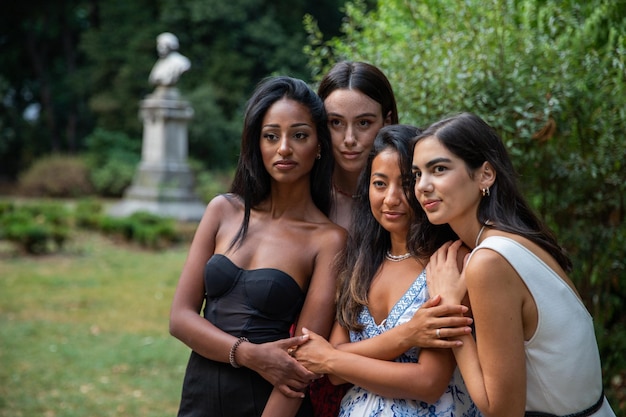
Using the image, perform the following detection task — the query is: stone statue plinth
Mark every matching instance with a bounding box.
[108,87,206,221]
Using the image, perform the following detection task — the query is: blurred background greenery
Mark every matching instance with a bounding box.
[1,0,624,414]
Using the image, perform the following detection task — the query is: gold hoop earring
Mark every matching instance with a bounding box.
[482,187,490,197]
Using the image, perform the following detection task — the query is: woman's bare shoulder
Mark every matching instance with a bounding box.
[466,239,521,289]
[315,219,347,252]
[207,193,243,212]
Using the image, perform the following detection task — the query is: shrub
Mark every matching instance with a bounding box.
[18,154,94,197]
[0,200,15,217]
[0,202,71,254]
[0,200,184,254]
[189,160,233,203]
[5,221,52,254]
[83,128,141,197]
[75,198,105,230]
[97,211,180,249]
[89,157,138,197]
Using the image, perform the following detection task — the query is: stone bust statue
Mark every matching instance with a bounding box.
[148,32,191,87]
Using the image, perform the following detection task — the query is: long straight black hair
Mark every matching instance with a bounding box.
[228,76,333,249]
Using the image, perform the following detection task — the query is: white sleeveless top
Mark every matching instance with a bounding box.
[473,236,615,416]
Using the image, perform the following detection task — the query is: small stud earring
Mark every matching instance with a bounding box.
[482,187,490,197]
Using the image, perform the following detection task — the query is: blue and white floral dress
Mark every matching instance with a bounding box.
[338,269,481,417]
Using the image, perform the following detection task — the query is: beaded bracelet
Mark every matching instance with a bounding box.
[228,337,248,368]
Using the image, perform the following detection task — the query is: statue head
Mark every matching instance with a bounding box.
[156,32,179,57]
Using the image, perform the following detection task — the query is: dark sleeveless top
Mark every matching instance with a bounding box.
[177,254,313,417]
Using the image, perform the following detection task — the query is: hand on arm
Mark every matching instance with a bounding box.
[237,335,317,397]
[292,322,350,385]
[296,328,457,403]
[331,296,473,363]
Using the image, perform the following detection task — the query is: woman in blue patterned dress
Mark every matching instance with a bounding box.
[294,125,480,417]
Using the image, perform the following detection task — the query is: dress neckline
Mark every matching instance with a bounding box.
[211,253,303,292]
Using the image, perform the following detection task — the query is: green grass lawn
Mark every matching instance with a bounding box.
[0,231,192,417]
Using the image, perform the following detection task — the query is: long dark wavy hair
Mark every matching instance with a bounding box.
[317,61,399,124]
[228,76,334,249]
[414,112,572,272]
[336,125,457,331]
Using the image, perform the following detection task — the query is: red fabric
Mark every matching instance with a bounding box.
[309,376,350,417]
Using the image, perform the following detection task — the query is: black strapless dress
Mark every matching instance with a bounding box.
[177,254,313,417]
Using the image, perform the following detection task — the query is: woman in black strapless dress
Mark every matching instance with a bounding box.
[169,76,347,417]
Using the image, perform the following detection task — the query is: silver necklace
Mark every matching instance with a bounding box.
[475,224,487,247]
[385,250,411,262]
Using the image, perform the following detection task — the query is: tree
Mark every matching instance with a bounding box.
[0,0,348,178]
[0,0,96,178]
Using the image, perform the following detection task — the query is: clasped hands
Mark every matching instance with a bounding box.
[257,240,471,398]
[247,334,320,398]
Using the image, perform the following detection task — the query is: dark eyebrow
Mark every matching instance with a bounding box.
[327,112,378,119]
[371,172,389,179]
[425,157,452,168]
[262,122,312,129]
[355,112,378,119]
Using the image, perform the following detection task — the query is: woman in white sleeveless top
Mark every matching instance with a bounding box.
[408,112,615,417]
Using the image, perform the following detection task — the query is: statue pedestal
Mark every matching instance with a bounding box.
[109,87,206,221]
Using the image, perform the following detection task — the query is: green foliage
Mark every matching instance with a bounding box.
[188,159,234,202]
[97,211,180,250]
[90,159,138,197]
[0,200,185,253]
[79,1,159,137]
[305,0,626,410]
[0,0,96,177]
[185,85,242,169]
[18,154,95,197]
[0,200,14,216]
[75,199,105,230]
[0,202,71,254]
[83,128,140,197]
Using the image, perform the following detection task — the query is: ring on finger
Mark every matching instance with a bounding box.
[436,328,441,338]
[287,347,297,356]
